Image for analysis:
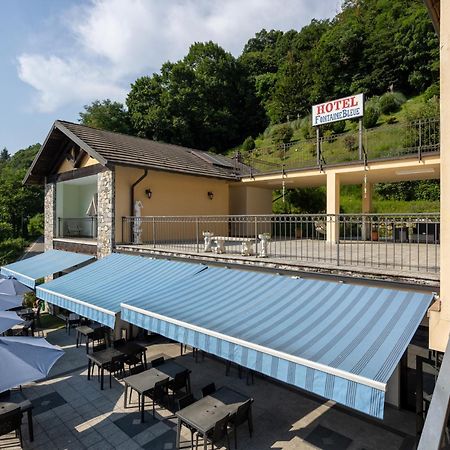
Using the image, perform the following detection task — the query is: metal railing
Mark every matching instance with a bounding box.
[121,213,440,275]
[242,117,440,175]
[57,217,98,239]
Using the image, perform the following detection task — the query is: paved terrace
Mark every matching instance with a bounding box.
[117,239,440,286]
[1,323,424,450]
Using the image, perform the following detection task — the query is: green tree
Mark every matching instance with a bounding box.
[127,42,267,152]
[79,99,133,134]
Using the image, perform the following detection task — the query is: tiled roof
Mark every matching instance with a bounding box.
[25,120,246,184]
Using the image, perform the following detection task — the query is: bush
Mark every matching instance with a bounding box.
[331,120,346,134]
[424,83,439,101]
[386,116,398,124]
[0,222,13,241]
[300,116,315,139]
[378,92,406,114]
[0,238,27,265]
[344,135,357,151]
[363,105,380,128]
[28,213,44,237]
[271,124,293,145]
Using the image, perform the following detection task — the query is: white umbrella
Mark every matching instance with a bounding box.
[0,311,23,333]
[0,337,64,393]
[0,278,31,296]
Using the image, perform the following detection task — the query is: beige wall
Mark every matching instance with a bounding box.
[57,154,99,174]
[430,0,450,352]
[115,166,230,243]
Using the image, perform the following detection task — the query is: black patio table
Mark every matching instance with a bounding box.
[123,360,190,423]
[116,341,148,369]
[175,386,252,450]
[87,347,124,390]
[0,390,34,442]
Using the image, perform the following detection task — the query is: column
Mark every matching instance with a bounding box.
[430,0,450,351]
[361,181,372,240]
[326,172,340,243]
[97,169,115,258]
[44,182,56,251]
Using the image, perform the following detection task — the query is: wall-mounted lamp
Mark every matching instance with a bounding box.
[145,189,152,199]
[207,191,214,200]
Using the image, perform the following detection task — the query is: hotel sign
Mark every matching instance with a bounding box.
[312,93,364,126]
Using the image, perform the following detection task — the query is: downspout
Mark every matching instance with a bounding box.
[130,169,148,215]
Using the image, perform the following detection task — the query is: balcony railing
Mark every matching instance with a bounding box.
[57,217,98,239]
[241,117,440,175]
[121,213,440,276]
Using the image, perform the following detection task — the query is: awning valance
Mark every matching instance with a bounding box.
[1,250,94,288]
[120,267,433,419]
[36,253,206,328]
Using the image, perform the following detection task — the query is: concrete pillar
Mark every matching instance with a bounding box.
[44,182,56,251]
[430,0,450,351]
[362,182,372,240]
[97,169,115,258]
[326,172,340,243]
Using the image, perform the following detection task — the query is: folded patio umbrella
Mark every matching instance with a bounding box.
[0,278,32,296]
[0,294,24,311]
[0,311,23,334]
[0,336,64,393]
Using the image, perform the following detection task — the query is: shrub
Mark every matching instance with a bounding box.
[344,135,357,151]
[363,105,380,128]
[331,120,346,134]
[23,291,37,308]
[300,116,315,139]
[271,124,293,145]
[0,238,27,265]
[0,222,13,241]
[386,116,398,124]
[242,136,256,152]
[424,83,439,101]
[378,92,406,114]
[28,213,44,237]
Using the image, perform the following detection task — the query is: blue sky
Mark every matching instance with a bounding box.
[0,0,338,154]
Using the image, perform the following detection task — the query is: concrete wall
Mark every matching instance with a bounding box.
[114,166,230,243]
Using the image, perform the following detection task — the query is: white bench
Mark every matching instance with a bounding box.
[202,232,271,257]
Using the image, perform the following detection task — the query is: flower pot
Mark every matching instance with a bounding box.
[371,230,379,241]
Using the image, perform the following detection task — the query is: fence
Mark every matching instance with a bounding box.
[57,217,98,239]
[121,213,440,275]
[242,117,440,175]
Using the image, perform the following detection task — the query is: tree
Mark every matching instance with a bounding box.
[79,99,133,134]
[0,148,10,162]
[127,42,267,152]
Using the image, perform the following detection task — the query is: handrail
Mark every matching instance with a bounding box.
[418,337,450,449]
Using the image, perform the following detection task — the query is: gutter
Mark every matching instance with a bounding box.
[130,169,148,215]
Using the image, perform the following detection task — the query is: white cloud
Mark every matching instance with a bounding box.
[17,0,338,113]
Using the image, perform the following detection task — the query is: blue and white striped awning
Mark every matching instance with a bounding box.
[36,253,206,328]
[1,250,94,288]
[121,267,433,419]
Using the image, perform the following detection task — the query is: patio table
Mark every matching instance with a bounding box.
[175,386,252,450]
[0,390,34,442]
[116,341,148,368]
[75,325,94,351]
[10,319,33,336]
[87,347,124,390]
[123,360,190,423]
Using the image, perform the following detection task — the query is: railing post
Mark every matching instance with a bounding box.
[152,217,156,248]
[316,127,320,167]
[254,216,258,255]
[196,218,200,253]
[418,119,422,160]
[336,215,340,265]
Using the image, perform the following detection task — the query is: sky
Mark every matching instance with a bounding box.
[0,0,339,154]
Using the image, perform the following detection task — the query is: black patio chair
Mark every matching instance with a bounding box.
[106,355,126,388]
[201,383,216,398]
[127,364,147,406]
[151,356,165,368]
[168,370,190,401]
[144,377,169,418]
[196,413,231,449]
[177,393,197,448]
[0,407,23,448]
[229,399,253,449]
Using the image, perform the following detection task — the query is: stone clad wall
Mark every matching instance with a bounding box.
[97,169,115,258]
[44,182,56,251]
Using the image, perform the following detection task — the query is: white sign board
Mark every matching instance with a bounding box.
[312,93,364,126]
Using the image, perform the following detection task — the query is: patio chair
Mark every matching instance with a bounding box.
[151,356,165,367]
[229,399,253,449]
[0,407,23,448]
[201,383,216,398]
[106,355,126,388]
[66,313,80,335]
[196,413,231,450]
[127,364,146,406]
[177,393,197,448]
[144,377,169,418]
[168,369,190,401]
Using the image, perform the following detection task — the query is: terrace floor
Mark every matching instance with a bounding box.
[117,239,440,286]
[0,324,426,450]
